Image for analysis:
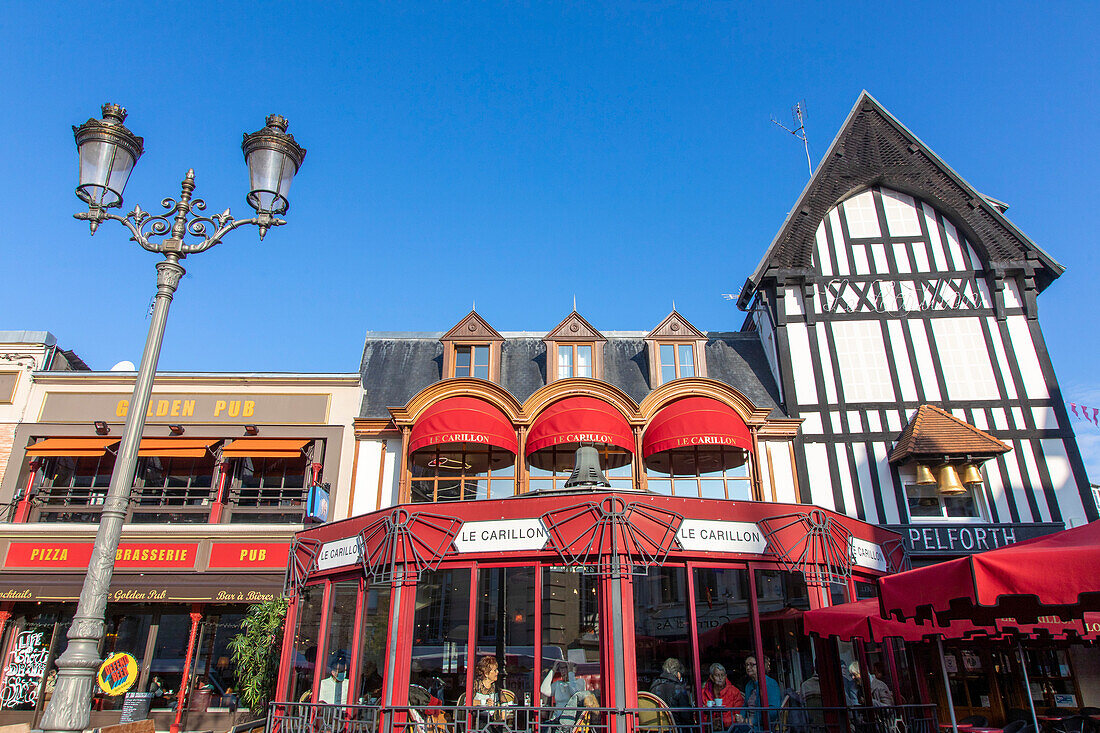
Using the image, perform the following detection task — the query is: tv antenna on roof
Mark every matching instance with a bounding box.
[772,100,813,177]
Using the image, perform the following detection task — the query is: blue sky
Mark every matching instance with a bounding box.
[2,2,1098,476]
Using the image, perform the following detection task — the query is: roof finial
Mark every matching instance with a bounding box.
[472,299,476,312]
[573,294,577,312]
[672,299,676,312]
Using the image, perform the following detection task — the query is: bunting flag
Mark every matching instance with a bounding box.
[1069,403,1100,427]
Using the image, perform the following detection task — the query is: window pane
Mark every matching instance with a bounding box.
[290,585,325,703]
[190,612,245,708]
[660,365,677,384]
[542,567,601,711]
[473,346,489,367]
[472,364,489,379]
[455,347,471,369]
[677,345,694,377]
[357,585,391,704]
[477,567,535,705]
[945,493,980,518]
[412,569,471,704]
[754,570,812,723]
[659,344,675,367]
[317,582,358,705]
[558,345,573,379]
[634,566,693,718]
[577,345,592,377]
[695,567,753,726]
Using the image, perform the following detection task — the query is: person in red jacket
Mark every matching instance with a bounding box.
[700,663,745,732]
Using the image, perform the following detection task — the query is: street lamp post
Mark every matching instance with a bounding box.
[40,103,306,733]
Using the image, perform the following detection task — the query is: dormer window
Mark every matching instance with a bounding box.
[544,311,605,384]
[645,311,707,386]
[455,345,490,378]
[441,311,504,381]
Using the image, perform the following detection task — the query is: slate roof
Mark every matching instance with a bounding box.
[359,331,781,419]
[888,404,1011,464]
[738,91,1063,308]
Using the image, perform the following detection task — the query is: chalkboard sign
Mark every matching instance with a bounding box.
[119,692,153,723]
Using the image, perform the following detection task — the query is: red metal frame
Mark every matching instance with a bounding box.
[12,461,40,523]
[170,607,204,733]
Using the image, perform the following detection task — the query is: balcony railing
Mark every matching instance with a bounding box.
[267,701,940,733]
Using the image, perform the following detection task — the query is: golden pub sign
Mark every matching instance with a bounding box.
[40,392,331,425]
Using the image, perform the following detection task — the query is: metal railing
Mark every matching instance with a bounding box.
[266,701,939,733]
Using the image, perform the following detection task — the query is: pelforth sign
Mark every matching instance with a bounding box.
[887,522,1064,555]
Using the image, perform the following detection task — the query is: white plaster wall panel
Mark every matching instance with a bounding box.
[986,316,1019,400]
[752,308,782,400]
[931,317,1000,401]
[383,439,400,507]
[351,440,384,517]
[872,442,901,523]
[885,411,902,433]
[922,203,950,272]
[870,243,889,273]
[846,411,863,432]
[803,442,834,510]
[971,410,990,430]
[852,443,880,523]
[833,321,895,403]
[814,323,838,404]
[784,286,804,317]
[1003,280,1022,309]
[906,321,942,402]
[1032,407,1059,430]
[991,408,1009,431]
[835,444,860,517]
[1040,439,1087,524]
[800,413,823,434]
[966,242,982,270]
[942,220,967,271]
[756,439,773,500]
[882,190,922,237]
[851,245,871,275]
[981,455,1012,521]
[1018,442,1051,522]
[865,411,882,433]
[911,239,931,273]
[787,323,819,406]
[1000,448,1034,522]
[830,412,842,432]
[828,209,850,276]
[892,243,913,274]
[843,190,881,238]
[976,279,993,308]
[815,222,833,276]
[768,441,799,505]
[1006,316,1050,399]
[1011,407,1026,430]
[887,320,919,402]
[952,409,967,421]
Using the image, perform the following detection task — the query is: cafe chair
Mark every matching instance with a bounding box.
[636,692,675,733]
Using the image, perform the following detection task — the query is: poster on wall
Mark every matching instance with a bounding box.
[0,628,51,710]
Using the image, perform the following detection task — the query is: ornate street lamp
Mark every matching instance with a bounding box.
[40,103,305,733]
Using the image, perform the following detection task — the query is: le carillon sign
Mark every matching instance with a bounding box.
[886,522,1064,556]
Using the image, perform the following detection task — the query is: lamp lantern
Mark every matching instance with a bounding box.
[73,103,144,219]
[241,114,307,232]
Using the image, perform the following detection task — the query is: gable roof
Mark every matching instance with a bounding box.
[646,310,706,340]
[545,311,606,342]
[441,310,504,342]
[738,91,1063,308]
[888,404,1011,464]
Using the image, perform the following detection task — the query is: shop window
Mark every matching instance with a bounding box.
[411,569,472,705]
[905,483,984,520]
[130,455,216,524]
[657,343,696,384]
[357,585,391,705]
[454,345,491,379]
[693,567,754,709]
[34,455,115,522]
[753,570,812,719]
[645,446,754,500]
[634,567,691,699]
[527,446,633,493]
[557,344,594,379]
[227,455,308,523]
[189,612,245,711]
[317,581,358,706]
[0,616,62,712]
[541,566,601,711]
[290,585,325,704]
[477,567,536,705]
[410,445,515,503]
[96,609,154,711]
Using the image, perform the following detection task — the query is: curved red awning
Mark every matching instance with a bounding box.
[643,397,752,457]
[525,397,634,456]
[409,397,517,455]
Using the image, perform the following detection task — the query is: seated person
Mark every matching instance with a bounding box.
[848,662,894,707]
[701,663,745,731]
[742,656,781,729]
[318,660,351,705]
[542,661,587,724]
[555,690,599,733]
[649,658,694,729]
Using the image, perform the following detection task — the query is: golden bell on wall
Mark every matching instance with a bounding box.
[936,464,967,495]
[960,463,983,485]
[913,463,937,485]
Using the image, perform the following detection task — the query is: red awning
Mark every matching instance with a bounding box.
[408,397,517,455]
[878,520,1100,626]
[643,397,752,457]
[805,599,1097,643]
[525,397,634,457]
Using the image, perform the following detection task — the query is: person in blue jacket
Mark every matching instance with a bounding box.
[742,656,782,730]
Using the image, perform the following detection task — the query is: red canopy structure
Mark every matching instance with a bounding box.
[878,520,1100,627]
[408,396,518,455]
[804,599,1097,643]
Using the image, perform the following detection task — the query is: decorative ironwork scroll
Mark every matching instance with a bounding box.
[540,494,684,576]
[358,508,463,584]
[759,509,853,586]
[881,537,911,574]
[283,536,323,597]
